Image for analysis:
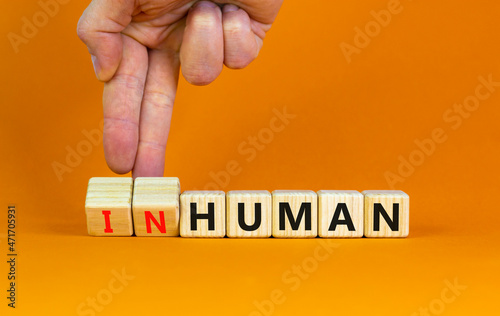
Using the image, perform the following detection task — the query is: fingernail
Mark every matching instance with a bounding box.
[193,1,218,9]
[91,54,101,79]
[223,4,239,13]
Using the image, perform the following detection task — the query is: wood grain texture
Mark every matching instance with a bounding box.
[226,190,272,238]
[85,177,411,239]
[180,191,226,237]
[363,190,409,238]
[133,177,180,194]
[272,190,318,238]
[85,177,133,236]
[132,177,180,237]
[318,190,363,238]
[88,177,133,185]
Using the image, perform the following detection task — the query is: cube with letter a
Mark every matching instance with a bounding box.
[318,190,363,238]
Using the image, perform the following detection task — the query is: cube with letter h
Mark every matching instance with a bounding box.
[272,190,318,238]
[363,190,409,237]
[180,191,226,237]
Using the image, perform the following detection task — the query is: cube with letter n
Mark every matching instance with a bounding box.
[132,177,180,236]
[363,190,409,237]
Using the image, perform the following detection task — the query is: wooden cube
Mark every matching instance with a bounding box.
[85,177,133,236]
[318,190,363,238]
[133,177,180,194]
[226,191,272,238]
[272,190,318,238]
[180,191,226,237]
[132,177,180,237]
[363,190,409,237]
[88,177,133,185]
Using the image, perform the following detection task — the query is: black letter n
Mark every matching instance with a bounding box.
[373,203,399,231]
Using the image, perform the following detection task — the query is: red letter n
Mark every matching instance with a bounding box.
[145,211,166,234]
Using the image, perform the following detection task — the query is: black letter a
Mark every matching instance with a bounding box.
[329,203,355,231]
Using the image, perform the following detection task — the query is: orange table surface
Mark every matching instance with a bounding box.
[1,1,499,315]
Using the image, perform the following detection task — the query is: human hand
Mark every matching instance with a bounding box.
[77,0,283,177]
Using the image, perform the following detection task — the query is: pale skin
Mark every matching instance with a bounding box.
[77,0,283,177]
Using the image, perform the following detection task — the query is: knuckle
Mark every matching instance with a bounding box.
[138,139,166,152]
[76,18,91,42]
[113,73,145,91]
[143,91,175,112]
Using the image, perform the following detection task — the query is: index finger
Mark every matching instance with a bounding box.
[103,34,148,174]
[77,0,135,81]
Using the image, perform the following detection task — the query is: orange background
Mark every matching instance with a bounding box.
[1,0,500,315]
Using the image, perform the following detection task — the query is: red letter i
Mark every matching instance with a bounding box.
[102,210,114,233]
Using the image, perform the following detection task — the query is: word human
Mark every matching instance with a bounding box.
[85,178,409,238]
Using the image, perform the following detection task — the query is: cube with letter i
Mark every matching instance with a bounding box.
[226,191,272,238]
[132,177,180,236]
[180,191,226,237]
[363,190,409,237]
[85,177,134,236]
[318,190,363,238]
[272,190,318,238]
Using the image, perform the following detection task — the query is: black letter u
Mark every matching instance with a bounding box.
[238,203,262,231]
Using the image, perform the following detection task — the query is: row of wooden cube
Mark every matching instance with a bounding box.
[85,177,409,238]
